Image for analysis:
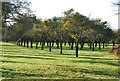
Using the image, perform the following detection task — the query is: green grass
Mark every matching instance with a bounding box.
[0,42,119,79]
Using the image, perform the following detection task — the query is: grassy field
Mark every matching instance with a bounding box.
[0,42,119,80]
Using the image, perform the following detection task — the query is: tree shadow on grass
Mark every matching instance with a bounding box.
[78,53,107,57]
[34,52,74,58]
[70,67,118,78]
[1,44,13,47]
[52,46,74,51]
[1,70,44,78]
[2,50,18,53]
[78,56,118,60]
[72,58,119,67]
[2,60,32,64]
[62,53,74,56]
[3,55,56,60]
[1,67,45,78]
[55,64,72,68]
[1,68,68,79]
[80,46,110,52]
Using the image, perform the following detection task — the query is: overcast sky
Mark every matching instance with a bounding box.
[29,0,118,30]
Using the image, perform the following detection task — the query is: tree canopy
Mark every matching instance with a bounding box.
[2,1,118,57]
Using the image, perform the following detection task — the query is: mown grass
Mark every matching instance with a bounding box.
[0,42,119,80]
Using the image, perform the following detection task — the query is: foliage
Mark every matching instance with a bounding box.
[2,0,33,41]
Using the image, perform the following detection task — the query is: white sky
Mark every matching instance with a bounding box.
[29,0,118,30]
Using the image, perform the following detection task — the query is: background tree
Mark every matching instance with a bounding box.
[2,0,32,42]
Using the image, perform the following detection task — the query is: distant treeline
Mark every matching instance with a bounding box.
[2,1,120,57]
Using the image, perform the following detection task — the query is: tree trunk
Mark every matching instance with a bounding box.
[80,42,84,50]
[20,40,23,46]
[98,42,101,50]
[52,41,54,47]
[36,42,39,49]
[24,40,26,47]
[17,42,19,46]
[47,41,49,47]
[89,42,92,49]
[56,41,59,48]
[49,41,52,52]
[95,41,97,47]
[41,41,44,50]
[76,41,78,57]
[64,41,66,46]
[17,39,21,46]
[17,41,19,46]
[68,41,71,47]
[43,41,45,46]
[103,42,105,48]
[27,40,29,48]
[87,42,89,47]
[40,42,41,45]
[112,41,115,46]
[60,41,63,54]
[92,42,94,51]
[30,38,33,48]
[71,41,74,50]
